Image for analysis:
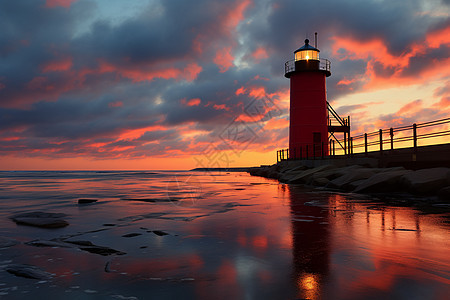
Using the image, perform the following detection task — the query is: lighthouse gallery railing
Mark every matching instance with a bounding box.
[284,58,331,75]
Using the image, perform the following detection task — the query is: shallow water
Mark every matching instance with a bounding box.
[0,171,449,299]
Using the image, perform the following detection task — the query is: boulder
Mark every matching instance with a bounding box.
[6,264,53,280]
[312,165,363,183]
[401,168,450,194]
[437,186,450,202]
[288,165,337,184]
[279,170,309,183]
[328,168,377,190]
[353,169,412,193]
[10,212,69,228]
[310,176,330,186]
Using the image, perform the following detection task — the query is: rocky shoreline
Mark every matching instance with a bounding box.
[248,162,450,203]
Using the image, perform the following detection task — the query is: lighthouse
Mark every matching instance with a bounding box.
[285,37,331,158]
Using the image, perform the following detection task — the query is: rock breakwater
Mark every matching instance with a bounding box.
[249,163,450,201]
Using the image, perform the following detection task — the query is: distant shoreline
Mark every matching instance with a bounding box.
[190,167,251,172]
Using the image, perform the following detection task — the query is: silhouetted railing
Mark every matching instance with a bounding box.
[284,58,331,76]
[277,118,450,162]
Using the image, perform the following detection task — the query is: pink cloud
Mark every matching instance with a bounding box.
[45,0,77,8]
[214,47,234,72]
[108,101,123,108]
[252,47,268,60]
[224,0,252,29]
[97,60,202,83]
[42,57,73,72]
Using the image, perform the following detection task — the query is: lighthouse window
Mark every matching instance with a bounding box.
[295,50,319,61]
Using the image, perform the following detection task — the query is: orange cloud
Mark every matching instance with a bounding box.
[426,26,450,48]
[433,97,450,109]
[337,78,357,86]
[331,26,450,90]
[181,98,201,106]
[213,104,230,111]
[214,47,234,72]
[248,86,266,99]
[397,99,423,115]
[235,86,246,95]
[264,118,288,130]
[45,0,77,8]
[117,125,168,141]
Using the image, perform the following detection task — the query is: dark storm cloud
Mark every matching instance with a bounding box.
[0,0,448,159]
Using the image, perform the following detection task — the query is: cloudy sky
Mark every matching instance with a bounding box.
[1,0,449,170]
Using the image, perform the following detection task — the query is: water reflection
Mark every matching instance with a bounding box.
[286,184,450,299]
[288,185,329,300]
[0,172,448,299]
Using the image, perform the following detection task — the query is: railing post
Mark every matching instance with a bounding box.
[300,146,302,160]
[321,141,324,159]
[287,148,289,160]
[344,132,347,156]
[350,137,353,156]
[332,140,335,156]
[364,133,368,156]
[277,150,279,163]
[390,128,394,150]
[413,123,417,150]
[379,129,383,155]
[313,144,316,160]
[306,145,309,160]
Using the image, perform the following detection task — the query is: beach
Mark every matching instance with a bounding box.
[0,170,449,299]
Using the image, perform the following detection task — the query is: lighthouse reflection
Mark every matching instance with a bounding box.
[288,185,330,299]
[285,184,450,299]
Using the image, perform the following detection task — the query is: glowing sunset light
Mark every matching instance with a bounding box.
[0,0,449,170]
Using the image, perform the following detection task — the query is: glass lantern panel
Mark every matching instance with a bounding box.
[295,50,319,61]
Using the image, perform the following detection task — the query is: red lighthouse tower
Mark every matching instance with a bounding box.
[285,37,331,158]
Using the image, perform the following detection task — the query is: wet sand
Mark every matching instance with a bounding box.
[0,171,449,299]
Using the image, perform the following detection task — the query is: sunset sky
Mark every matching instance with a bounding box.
[1,0,449,170]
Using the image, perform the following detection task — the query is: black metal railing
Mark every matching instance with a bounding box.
[327,102,349,127]
[277,118,450,162]
[284,58,331,76]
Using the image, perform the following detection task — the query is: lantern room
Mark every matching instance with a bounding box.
[285,38,330,78]
[294,39,319,61]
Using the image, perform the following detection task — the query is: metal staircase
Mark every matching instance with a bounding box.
[327,102,351,154]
